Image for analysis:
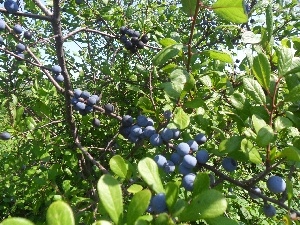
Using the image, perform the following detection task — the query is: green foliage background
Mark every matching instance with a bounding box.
[0,0,300,224]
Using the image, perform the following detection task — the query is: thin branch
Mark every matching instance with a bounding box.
[75,138,108,174]
[0,8,52,21]
[32,0,53,16]
[63,28,115,41]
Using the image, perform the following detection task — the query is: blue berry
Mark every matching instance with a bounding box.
[160,128,173,142]
[170,152,181,165]
[119,126,131,138]
[24,31,32,40]
[92,118,101,127]
[13,24,23,34]
[194,133,207,145]
[163,110,172,120]
[80,90,91,100]
[196,149,209,164]
[222,157,238,172]
[0,131,11,140]
[163,160,175,173]
[249,186,261,199]
[0,20,5,30]
[147,118,154,126]
[90,95,100,103]
[73,89,82,98]
[71,97,78,105]
[104,103,114,113]
[122,115,133,127]
[87,96,97,106]
[187,140,198,151]
[4,0,19,13]
[151,193,167,214]
[267,176,286,193]
[137,115,148,127]
[51,65,62,74]
[149,133,163,146]
[172,128,180,140]
[130,125,143,137]
[178,163,192,176]
[154,155,167,168]
[182,173,196,191]
[55,74,64,82]
[182,155,197,169]
[128,133,140,143]
[263,204,276,217]
[16,43,25,52]
[143,126,156,138]
[176,142,190,156]
[75,102,86,111]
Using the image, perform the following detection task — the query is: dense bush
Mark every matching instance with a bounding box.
[0,0,300,224]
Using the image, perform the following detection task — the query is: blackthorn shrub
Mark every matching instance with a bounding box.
[263,204,276,217]
[196,149,209,164]
[51,65,62,74]
[92,118,101,127]
[24,31,32,40]
[249,186,261,199]
[182,155,197,169]
[0,20,5,30]
[194,133,207,145]
[4,0,19,13]
[13,24,23,34]
[163,160,175,173]
[150,193,167,214]
[176,142,190,156]
[149,133,163,146]
[154,154,167,168]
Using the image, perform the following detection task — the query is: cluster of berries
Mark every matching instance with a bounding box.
[4,0,19,13]
[71,88,100,116]
[51,65,64,82]
[119,114,180,144]
[0,21,32,59]
[119,26,149,53]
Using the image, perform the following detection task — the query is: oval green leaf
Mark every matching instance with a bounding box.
[1,218,35,225]
[174,108,190,129]
[127,190,152,225]
[137,157,164,194]
[212,0,248,23]
[46,201,75,225]
[109,155,127,179]
[97,174,123,225]
[153,44,183,66]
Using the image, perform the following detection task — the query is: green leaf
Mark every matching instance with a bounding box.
[170,199,186,217]
[243,78,266,105]
[252,53,271,90]
[173,107,190,129]
[252,114,267,134]
[181,74,195,99]
[181,0,197,16]
[92,221,112,225]
[278,147,300,162]
[1,218,35,225]
[46,201,75,225]
[274,117,293,132]
[153,44,183,66]
[219,136,243,153]
[212,0,248,23]
[277,46,294,76]
[165,182,178,210]
[266,4,273,41]
[203,50,233,63]
[97,174,123,225]
[286,84,300,102]
[256,125,275,147]
[206,216,239,225]
[179,190,227,221]
[192,173,210,197]
[230,92,247,110]
[127,184,143,194]
[240,139,262,164]
[284,57,300,76]
[154,213,174,225]
[127,190,151,225]
[102,0,108,5]
[109,155,128,179]
[137,157,164,194]
[159,38,177,47]
[137,97,155,114]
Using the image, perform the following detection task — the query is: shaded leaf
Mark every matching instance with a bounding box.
[252,53,271,90]
[256,126,275,147]
[192,173,210,197]
[274,117,293,132]
[1,218,35,225]
[278,147,300,162]
[137,97,155,114]
[165,182,179,210]
[181,0,197,16]
[206,216,239,225]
